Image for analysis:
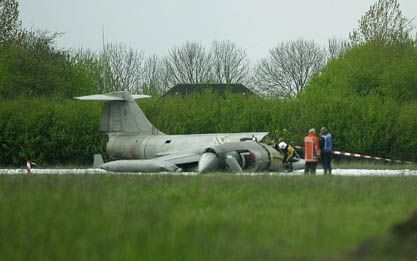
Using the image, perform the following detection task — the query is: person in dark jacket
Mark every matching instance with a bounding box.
[320,127,333,175]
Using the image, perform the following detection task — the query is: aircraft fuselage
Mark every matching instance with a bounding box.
[107,132,265,160]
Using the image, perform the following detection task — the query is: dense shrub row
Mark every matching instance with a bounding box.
[1,92,416,167]
[0,99,106,166]
[144,92,417,162]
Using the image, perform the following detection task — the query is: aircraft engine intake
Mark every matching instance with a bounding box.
[198,142,272,173]
[198,150,220,173]
[224,152,243,172]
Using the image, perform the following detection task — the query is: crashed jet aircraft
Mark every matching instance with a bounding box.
[75,91,305,173]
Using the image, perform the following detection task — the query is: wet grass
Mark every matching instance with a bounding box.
[1,175,416,260]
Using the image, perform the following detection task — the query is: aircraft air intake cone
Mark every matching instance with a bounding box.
[198,152,219,173]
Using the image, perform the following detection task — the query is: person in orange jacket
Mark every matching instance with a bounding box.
[304,128,320,175]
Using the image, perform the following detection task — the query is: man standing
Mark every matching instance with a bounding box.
[304,128,320,175]
[320,127,333,175]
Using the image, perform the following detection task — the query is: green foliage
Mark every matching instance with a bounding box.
[0,99,106,166]
[349,0,412,45]
[297,40,417,161]
[0,175,416,260]
[2,40,417,166]
[1,89,417,166]
[378,42,417,101]
[141,92,417,161]
[0,31,97,99]
[142,92,271,134]
[308,41,417,101]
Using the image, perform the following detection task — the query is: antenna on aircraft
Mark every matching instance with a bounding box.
[101,25,106,52]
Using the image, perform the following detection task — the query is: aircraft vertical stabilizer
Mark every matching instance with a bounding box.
[75,91,164,135]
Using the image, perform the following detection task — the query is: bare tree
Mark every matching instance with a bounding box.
[327,37,349,60]
[209,40,250,84]
[101,43,145,93]
[165,42,212,87]
[349,0,413,45]
[0,0,21,45]
[255,39,326,97]
[141,54,171,95]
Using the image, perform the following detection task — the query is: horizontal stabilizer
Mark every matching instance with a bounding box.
[75,91,150,101]
[75,91,162,135]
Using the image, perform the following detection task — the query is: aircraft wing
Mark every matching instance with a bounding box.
[152,132,271,168]
[229,132,269,142]
[98,153,201,173]
[156,153,202,165]
[75,94,125,101]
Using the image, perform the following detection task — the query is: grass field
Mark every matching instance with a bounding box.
[332,160,417,170]
[1,174,416,260]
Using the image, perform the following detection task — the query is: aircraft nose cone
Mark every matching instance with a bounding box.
[198,152,219,173]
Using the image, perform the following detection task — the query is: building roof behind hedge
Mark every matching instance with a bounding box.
[163,83,256,96]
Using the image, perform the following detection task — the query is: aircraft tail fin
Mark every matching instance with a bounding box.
[93,154,104,168]
[75,91,164,135]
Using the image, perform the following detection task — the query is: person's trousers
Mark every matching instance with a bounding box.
[321,151,332,174]
[304,162,317,174]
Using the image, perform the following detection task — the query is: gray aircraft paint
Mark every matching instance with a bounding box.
[75,91,305,173]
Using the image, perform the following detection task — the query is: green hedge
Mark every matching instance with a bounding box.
[1,93,416,167]
[0,99,106,166]
[143,93,417,162]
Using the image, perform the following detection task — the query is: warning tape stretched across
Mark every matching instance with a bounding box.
[294,146,414,164]
[332,150,414,164]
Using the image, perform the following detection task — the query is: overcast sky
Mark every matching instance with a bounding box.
[20,0,417,60]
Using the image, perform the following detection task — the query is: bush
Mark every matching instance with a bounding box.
[0,31,97,99]
[1,91,416,167]
[0,98,106,166]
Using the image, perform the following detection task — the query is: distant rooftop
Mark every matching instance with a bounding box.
[163,83,257,97]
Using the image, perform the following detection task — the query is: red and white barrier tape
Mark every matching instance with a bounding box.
[294,146,414,164]
[332,150,414,164]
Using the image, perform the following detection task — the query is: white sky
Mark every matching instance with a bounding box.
[20,0,417,61]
